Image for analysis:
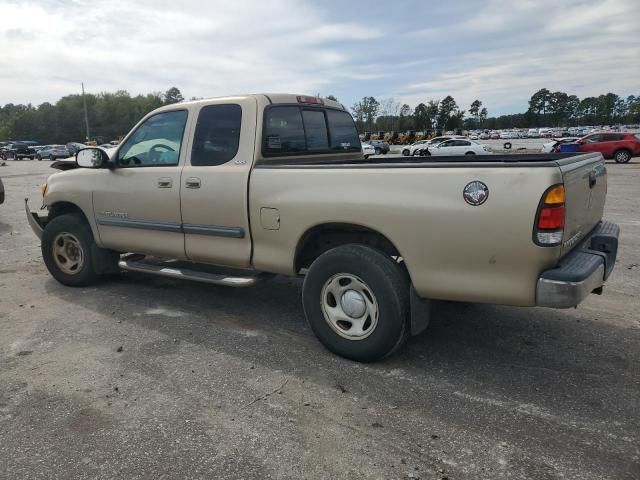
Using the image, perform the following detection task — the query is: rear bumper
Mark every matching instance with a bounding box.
[25,198,46,240]
[536,221,619,308]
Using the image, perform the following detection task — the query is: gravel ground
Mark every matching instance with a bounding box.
[1,158,639,480]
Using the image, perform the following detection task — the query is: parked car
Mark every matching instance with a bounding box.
[36,145,70,161]
[469,134,479,140]
[66,142,86,157]
[367,140,389,155]
[541,137,580,153]
[479,132,491,140]
[361,142,375,159]
[413,136,467,155]
[577,132,640,163]
[426,139,492,156]
[2,142,35,160]
[490,131,500,139]
[25,93,619,362]
[402,140,429,156]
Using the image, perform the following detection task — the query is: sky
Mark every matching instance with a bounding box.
[1,0,639,116]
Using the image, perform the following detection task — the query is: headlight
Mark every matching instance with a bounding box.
[40,183,47,196]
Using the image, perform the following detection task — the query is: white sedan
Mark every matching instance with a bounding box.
[361,142,375,159]
[427,139,492,156]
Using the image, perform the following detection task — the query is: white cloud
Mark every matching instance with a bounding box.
[0,0,638,116]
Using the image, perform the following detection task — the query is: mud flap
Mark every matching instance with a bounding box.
[410,286,431,336]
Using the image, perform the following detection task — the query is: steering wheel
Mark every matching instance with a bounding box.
[148,144,175,163]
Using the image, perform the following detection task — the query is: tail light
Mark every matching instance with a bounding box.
[534,184,565,246]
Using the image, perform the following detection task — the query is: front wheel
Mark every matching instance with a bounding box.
[374,148,381,155]
[36,155,42,161]
[614,149,631,163]
[465,151,476,156]
[49,154,54,161]
[302,244,409,362]
[402,149,410,156]
[42,214,115,286]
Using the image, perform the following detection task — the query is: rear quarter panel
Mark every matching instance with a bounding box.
[250,164,563,306]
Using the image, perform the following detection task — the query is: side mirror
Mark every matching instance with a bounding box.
[76,148,110,168]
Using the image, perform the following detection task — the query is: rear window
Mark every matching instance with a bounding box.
[263,106,360,156]
[191,104,242,166]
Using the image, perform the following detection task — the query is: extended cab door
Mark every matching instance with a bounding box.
[92,109,190,258]
[179,98,257,267]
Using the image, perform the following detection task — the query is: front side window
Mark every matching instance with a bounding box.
[584,135,601,143]
[118,110,188,167]
[191,104,242,166]
[439,140,455,147]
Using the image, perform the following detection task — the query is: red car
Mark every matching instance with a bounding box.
[577,132,640,163]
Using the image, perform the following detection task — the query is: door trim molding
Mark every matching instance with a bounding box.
[96,216,182,233]
[182,223,245,238]
[96,216,245,238]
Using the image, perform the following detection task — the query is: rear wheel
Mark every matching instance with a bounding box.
[36,155,42,161]
[465,151,476,156]
[49,154,54,161]
[374,148,381,155]
[614,149,631,163]
[302,244,409,362]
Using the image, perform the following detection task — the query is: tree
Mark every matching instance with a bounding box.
[479,107,488,126]
[351,96,379,132]
[413,103,430,131]
[528,88,552,125]
[469,99,482,126]
[163,87,184,105]
[436,96,458,130]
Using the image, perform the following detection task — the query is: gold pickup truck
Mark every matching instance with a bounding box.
[26,94,619,362]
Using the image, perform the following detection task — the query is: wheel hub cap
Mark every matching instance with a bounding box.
[341,290,366,318]
[320,273,379,340]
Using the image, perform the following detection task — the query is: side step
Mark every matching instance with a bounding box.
[118,254,264,287]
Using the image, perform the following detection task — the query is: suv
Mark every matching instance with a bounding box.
[1,143,35,160]
[366,140,389,155]
[36,145,70,161]
[577,132,640,163]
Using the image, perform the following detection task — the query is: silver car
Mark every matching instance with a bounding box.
[36,145,70,161]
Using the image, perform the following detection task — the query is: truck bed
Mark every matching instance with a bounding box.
[256,153,593,168]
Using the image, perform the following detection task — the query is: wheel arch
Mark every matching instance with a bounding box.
[47,201,102,245]
[294,222,407,275]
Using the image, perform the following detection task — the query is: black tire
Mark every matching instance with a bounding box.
[36,155,42,161]
[504,142,512,150]
[42,214,105,286]
[465,151,476,155]
[302,244,410,362]
[374,148,381,155]
[49,154,54,161]
[364,154,371,160]
[613,149,631,164]
[402,149,410,156]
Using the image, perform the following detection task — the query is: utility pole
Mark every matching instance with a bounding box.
[81,82,90,142]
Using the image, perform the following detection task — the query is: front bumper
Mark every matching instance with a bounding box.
[25,198,46,240]
[536,221,619,308]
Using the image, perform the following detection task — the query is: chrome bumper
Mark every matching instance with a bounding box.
[25,198,45,240]
[536,221,619,308]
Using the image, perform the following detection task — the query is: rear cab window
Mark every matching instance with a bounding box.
[263,106,360,156]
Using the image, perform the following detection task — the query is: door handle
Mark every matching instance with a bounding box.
[185,177,201,189]
[158,177,173,188]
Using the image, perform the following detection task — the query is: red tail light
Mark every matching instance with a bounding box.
[534,184,565,246]
[538,206,565,229]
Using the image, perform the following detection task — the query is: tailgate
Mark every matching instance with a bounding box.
[558,153,607,256]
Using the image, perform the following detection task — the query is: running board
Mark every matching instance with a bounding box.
[118,255,262,287]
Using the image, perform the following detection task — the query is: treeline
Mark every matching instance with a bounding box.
[0,87,184,144]
[351,89,640,133]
